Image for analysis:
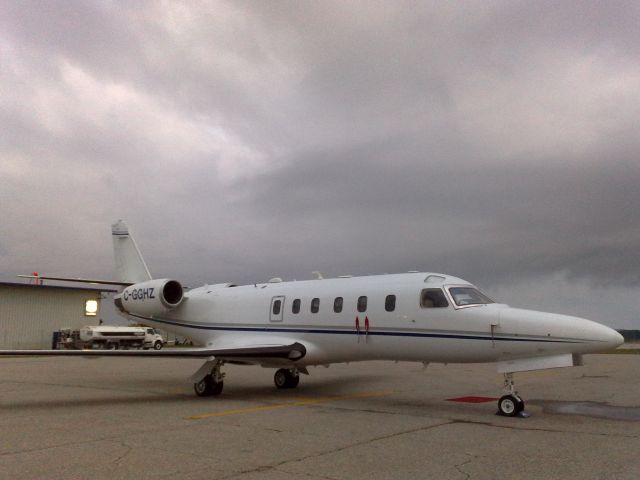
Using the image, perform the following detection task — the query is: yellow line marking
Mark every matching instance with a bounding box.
[187,390,393,420]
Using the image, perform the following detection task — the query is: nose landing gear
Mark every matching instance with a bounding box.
[497,373,526,417]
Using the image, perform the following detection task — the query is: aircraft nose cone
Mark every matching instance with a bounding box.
[609,329,625,349]
[592,323,624,350]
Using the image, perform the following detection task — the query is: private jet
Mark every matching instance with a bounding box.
[6,220,623,417]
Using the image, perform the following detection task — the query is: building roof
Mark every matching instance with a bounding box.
[0,281,117,293]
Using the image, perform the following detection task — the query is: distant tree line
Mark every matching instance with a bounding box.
[618,330,640,342]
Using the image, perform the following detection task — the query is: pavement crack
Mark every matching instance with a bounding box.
[453,453,479,480]
[0,424,171,458]
[217,420,455,480]
[273,467,341,480]
[112,440,133,465]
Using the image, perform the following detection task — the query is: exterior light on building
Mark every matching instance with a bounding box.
[85,299,98,316]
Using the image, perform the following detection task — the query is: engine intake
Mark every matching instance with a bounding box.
[116,279,184,316]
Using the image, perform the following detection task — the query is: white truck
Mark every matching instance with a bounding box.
[59,326,165,350]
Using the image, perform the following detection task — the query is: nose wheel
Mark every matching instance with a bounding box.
[498,394,525,416]
[497,373,526,417]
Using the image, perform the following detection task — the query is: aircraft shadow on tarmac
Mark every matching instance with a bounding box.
[0,374,389,411]
[4,389,639,422]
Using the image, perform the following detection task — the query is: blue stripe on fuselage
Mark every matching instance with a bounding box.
[128,314,587,344]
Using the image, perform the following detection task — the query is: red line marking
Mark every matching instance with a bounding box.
[446,396,498,403]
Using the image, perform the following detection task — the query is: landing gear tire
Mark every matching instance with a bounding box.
[194,375,224,397]
[274,369,300,389]
[288,374,300,388]
[498,394,524,417]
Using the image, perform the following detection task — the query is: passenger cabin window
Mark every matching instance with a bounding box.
[292,298,301,314]
[272,299,282,315]
[448,287,494,307]
[357,296,367,313]
[385,295,396,312]
[311,297,320,313]
[420,289,449,308]
[334,297,343,313]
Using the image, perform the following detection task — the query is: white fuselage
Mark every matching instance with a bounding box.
[123,272,622,367]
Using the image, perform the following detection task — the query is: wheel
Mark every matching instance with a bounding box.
[193,376,223,397]
[194,377,210,397]
[274,369,289,389]
[274,369,299,389]
[153,341,163,350]
[498,394,523,417]
[193,375,224,397]
[288,374,300,388]
[211,380,224,395]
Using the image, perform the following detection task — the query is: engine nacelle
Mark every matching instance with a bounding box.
[116,279,184,317]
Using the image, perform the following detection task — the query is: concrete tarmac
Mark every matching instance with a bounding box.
[1,354,639,480]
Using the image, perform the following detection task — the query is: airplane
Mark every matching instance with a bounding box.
[5,220,624,417]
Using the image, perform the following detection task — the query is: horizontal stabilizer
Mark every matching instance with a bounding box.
[17,275,132,286]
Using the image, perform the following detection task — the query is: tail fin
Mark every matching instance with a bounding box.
[112,220,152,283]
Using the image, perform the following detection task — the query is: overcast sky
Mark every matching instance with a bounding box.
[1,1,639,328]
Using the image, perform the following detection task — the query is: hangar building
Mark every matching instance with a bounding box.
[0,281,116,349]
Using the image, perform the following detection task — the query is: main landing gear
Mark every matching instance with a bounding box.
[192,361,304,397]
[497,372,526,417]
[193,360,225,397]
[274,368,300,389]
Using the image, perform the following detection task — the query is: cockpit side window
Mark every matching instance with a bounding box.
[448,287,494,307]
[420,289,449,308]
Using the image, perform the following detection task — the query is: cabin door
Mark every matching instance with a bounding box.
[270,296,285,322]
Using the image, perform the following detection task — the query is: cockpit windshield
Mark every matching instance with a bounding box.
[448,287,494,307]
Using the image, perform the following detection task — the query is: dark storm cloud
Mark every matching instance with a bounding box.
[227,134,640,286]
[1,1,639,326]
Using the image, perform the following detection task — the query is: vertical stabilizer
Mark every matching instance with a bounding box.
[112,220,152,283]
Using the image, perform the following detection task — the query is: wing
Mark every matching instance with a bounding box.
[0,342,306,362]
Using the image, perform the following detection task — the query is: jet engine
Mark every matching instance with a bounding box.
[115,279,184,317]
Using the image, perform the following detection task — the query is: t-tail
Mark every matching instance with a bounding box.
[112,220,153,284]
[112,221,184,317]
